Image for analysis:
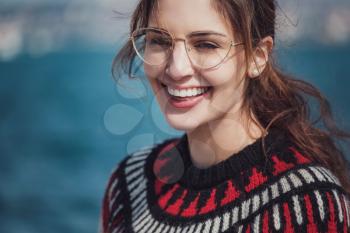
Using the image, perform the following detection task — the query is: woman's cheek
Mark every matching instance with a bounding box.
[144,64,165,81]
[143,65,164,94]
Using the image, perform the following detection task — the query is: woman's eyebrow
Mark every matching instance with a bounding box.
[147,27,168,33]
[146,27,229,38]
[188,31,228,37]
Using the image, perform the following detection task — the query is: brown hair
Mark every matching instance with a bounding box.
[112,0,350,194]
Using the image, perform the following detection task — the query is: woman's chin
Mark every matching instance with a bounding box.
[165,115,201,132]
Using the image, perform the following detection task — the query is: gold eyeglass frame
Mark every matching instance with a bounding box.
[130,27,244,70]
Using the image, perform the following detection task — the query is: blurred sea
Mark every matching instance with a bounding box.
[1,43,350,233]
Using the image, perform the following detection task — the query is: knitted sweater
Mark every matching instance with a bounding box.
[100,130,350,233]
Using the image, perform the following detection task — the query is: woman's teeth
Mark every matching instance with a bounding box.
[166,86,210,98]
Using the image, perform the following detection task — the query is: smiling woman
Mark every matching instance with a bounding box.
[100,0,350,232]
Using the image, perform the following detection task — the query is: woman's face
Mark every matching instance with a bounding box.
[144,0,248,132]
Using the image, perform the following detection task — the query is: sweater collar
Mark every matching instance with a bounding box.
[174,128,290,189]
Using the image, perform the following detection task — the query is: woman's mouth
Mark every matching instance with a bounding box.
[159,82,212,109]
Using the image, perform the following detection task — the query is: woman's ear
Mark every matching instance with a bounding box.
[248,36,274,78]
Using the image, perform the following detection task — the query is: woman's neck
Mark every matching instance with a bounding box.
[186,113,264,169]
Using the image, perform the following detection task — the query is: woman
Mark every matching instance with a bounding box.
[100,0,350,232]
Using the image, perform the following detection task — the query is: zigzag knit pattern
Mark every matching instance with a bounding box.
[100,130,350,233]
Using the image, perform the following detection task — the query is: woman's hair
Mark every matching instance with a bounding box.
[112,0,350,194]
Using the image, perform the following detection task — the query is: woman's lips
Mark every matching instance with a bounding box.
[159,81,212,109]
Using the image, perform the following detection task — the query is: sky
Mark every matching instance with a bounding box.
[0,0,349,61]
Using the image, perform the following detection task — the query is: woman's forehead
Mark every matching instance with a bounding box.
[148,0,234,37]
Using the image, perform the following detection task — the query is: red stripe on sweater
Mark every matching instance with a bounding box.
[181,193,200,217]
[283,202,295,233]
[262,209,269,233]
[304,194,318,232]
[341,195,348,233]
[166,189,188,215]
[158,184,179,209]
[199,189,217,214]
[158,140,179,157]
[326,192,338,233]
[271,155,295,175]
[289,147,311,164]
[153,156,170,175]
[245,168,267,192]
[245,224,251,233]
[220,180,240,206]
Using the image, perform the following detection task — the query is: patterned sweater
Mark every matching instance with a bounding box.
[99,130,350,233]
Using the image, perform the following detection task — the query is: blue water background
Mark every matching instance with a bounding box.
[1,43,350,233]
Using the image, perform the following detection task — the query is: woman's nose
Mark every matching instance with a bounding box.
[166,41,194,80]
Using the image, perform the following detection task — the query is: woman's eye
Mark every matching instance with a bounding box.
[194,42,220,50]
[149,38,172,47]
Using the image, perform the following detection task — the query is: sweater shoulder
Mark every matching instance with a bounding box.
[263,148,349,201]
[99,137,179,232]
[230,154,350,232]
[234,177,350,233]
[102,136,182,204]
[234,162,350,232]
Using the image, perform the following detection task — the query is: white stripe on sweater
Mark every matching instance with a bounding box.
[162,224,170,233]
[253,214,261,233]
[128,148,152,159]
[175,225,182,233]
[211,216,221,233]
[309,166,327,182]
[109,189,120,210]
[187,224,196,233]
[273,204,281,230]
[288,173,303,188]
[134,213,152,232]
[112,225,123,233]
[109,177,119,198]
[279,177,291,193]
[125,165,145,181]
[125,160,146,175]
[133,198,147,220]
[194,222,203,233]
[154,223,166,233]
[221,212,231,232]
[131,186,146,209]
[298,168,315,184]
[129,179,146,201]
[180,225,189,233]
[203,219,212,233]
[126,154,149,166]
[231,206,239,224]
[132,209,149,229]
[313,190,325,221]
[143,219,157,233]
[317,167,341,185]
[292,195,303,225]
[111,203,123,219]
[342,194,350,225]
[315,167,334,183]
[168,225,176,233]
[241,198,251,220]
[332,189,343,222]
[261,188,269,205]
[127,174,145,191]
[252,194,261,212]
[270,182,279,199]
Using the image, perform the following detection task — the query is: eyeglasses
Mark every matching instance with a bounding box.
[130,27,244,70]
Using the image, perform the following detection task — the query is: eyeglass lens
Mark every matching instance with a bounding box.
[132,28,233,69]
